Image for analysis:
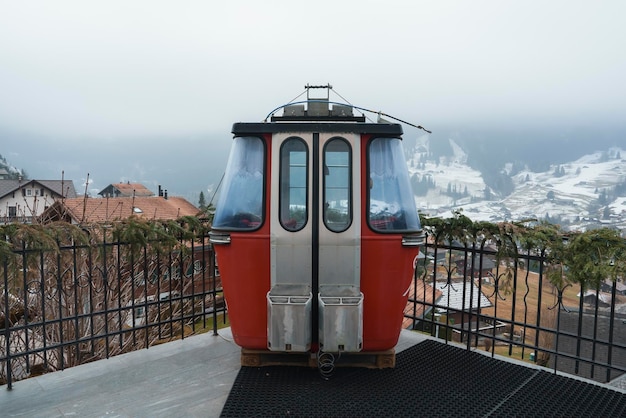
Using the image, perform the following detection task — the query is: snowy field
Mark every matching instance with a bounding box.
[408,140,625,232]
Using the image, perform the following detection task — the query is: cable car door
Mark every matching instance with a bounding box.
[267,132,362,353]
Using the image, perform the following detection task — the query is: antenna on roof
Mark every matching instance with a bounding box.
[81,173,90,223]
[208,173,225,208]
[131,190,136,215]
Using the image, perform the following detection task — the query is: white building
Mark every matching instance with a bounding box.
[0,179,77,223]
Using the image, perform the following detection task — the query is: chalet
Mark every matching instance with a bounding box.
[98,182,155,198]
[600,279,626,296]
[40,195,200,224]
[432,279,505,343]
[434,280,492,319]
[578,290,612,308]
[0,179,77,224]
[38,194,217,331]
[454,256,497,280]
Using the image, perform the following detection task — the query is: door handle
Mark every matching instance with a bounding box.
[209,231,231,245]
[402,232,425,247]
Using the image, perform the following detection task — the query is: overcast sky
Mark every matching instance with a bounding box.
[1,0,625,140]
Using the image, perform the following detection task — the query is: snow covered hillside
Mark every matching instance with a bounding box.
[408,138,626,233]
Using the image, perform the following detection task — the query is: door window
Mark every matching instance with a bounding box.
[323,138,352,232]
[279,137,308,231]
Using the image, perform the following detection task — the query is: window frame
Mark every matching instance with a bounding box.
[211,136,266,231]
[322,136,353,233]
[367,136,422,233]
[279,136,309,232]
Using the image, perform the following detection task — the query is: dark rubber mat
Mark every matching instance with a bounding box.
[220,339,626,417]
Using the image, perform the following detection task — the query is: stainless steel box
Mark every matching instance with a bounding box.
[318,287,363,353]
[267,285,312,352]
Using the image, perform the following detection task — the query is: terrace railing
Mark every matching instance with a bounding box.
[1,222,225,390]
[3,218,625,390]
[406,235,626,384]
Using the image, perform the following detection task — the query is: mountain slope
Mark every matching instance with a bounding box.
[410,140,626,232]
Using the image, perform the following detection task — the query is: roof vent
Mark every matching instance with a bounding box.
[331,104,353,117]
[283,104,305,117]
[307,99,329,117]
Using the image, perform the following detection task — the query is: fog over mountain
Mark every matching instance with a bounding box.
[2,2,624,212]
[404,128,626,232]
[2,128,230,205]
[3,122,624,223]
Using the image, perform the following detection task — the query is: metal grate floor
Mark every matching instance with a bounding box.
[221,339,626,417]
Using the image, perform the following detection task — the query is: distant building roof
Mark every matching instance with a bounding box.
[41,196,199,224]
[403,280,444,329]
[434,280,492,311]
[0,179,77,199]
[578,290,614,307]
[98,183,155,198]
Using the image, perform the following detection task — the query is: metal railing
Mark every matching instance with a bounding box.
[1,228,225,390]
[406,238,626,384]
[3,227,625,389]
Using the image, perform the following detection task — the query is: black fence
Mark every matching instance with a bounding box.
[406,238,626,384]
[3,223,625,390]
[1,224,225,390]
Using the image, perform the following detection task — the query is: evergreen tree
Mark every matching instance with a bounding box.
[598,189,608,206]
[198,191,207,210]
[553,165,566,177]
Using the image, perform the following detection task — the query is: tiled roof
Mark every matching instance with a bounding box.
[42,196,199,223]
[0,179,77,199]
[403,280,443,329]
[98,183,154,197]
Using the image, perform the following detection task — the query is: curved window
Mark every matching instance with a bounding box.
[323,138,352,232]
[279,137,308,231]
[212,136,264,230]
[368,137,421,232]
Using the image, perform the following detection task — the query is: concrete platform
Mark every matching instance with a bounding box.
[1,329,624,417]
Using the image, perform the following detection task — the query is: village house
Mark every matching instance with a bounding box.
[98,182,155,198]
[429,279,505,343]
[454,254,497,280]
[0,178,77,224]
[38,189,220,329]
[40,195,199,224]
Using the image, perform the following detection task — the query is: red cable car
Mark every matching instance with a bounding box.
[210,85,425,359]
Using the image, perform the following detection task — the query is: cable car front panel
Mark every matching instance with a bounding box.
[211,114,423,355]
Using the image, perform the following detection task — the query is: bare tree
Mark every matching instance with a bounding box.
[1,219,208,384]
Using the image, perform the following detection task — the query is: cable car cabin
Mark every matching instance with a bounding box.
[210,95,424,357]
